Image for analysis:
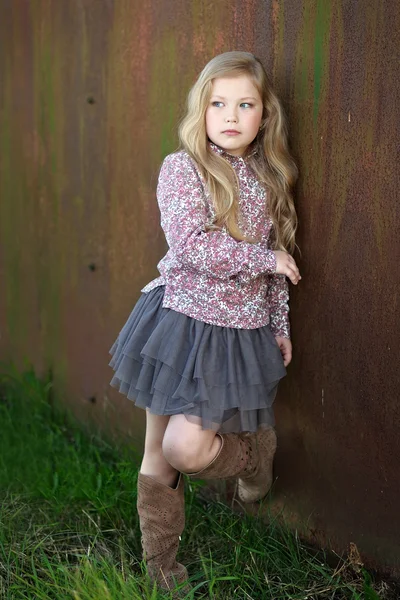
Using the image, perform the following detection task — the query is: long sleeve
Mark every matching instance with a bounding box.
[266,273,291,339]
[157,152,277,282]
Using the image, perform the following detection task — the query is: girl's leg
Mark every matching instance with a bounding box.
[137,410,189,591]
[163,414,276,503]
[140,411,178,486]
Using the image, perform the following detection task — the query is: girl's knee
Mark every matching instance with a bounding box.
[162,434,203,473]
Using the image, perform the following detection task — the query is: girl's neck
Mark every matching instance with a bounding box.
[208,140,258,160]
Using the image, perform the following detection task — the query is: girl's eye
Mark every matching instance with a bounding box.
[211,101,224,107]
[240,102,253,109]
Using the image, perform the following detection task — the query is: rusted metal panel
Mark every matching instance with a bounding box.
[266,0,400,575]
[0,0,399,574]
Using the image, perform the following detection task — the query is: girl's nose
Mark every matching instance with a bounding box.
[225,114,238,123]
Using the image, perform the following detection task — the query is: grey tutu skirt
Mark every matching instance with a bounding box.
[108,285,286,434]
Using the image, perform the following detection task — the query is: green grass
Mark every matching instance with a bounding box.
[0,364,394,599]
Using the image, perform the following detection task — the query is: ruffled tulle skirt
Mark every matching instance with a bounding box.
[108,285,286,433]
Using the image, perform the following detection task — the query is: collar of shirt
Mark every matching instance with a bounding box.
[208,140,258,165]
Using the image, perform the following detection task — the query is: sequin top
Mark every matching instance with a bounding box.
[142,143,290,337]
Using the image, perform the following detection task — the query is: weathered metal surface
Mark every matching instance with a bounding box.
[0,0,399,574]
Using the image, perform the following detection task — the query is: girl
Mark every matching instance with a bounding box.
[109,51,300,592]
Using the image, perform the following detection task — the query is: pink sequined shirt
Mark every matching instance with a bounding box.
[142,143,290,337]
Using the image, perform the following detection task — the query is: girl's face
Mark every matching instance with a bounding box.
[205,75,263,156]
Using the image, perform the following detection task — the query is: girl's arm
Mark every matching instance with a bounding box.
[266,273,291,339]
[157,152,277,282]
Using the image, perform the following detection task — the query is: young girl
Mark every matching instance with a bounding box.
[109,51,300,592]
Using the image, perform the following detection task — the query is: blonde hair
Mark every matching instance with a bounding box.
[178,51,298,253]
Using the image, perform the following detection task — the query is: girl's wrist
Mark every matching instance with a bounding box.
[266,250,277,273]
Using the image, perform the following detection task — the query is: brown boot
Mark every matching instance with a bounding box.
[237,428,277,503]
[189,428,277,503]
[137,473,189,592]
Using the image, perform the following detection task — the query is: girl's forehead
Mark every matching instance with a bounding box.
[210,75,261,99]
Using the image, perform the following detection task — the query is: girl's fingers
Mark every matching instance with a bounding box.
[282,348,291,366]
[290,262,301,281]
[278,339,292,366]
[288,256,300,277]
[286,264,301,284]
[275,253,301,283]
[284,352,292,367]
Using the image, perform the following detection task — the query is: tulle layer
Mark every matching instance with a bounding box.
[109,286,286,433]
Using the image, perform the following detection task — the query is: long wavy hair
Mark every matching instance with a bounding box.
[178,51,298,253]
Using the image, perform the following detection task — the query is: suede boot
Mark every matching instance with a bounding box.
[189,428,277,503]
[237,427,277,503]
[137,473,189,593]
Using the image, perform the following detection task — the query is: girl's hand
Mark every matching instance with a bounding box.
[275,336,292,367]
[273,251,301,285]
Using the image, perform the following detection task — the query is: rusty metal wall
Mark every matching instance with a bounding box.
[1,0,399,574]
